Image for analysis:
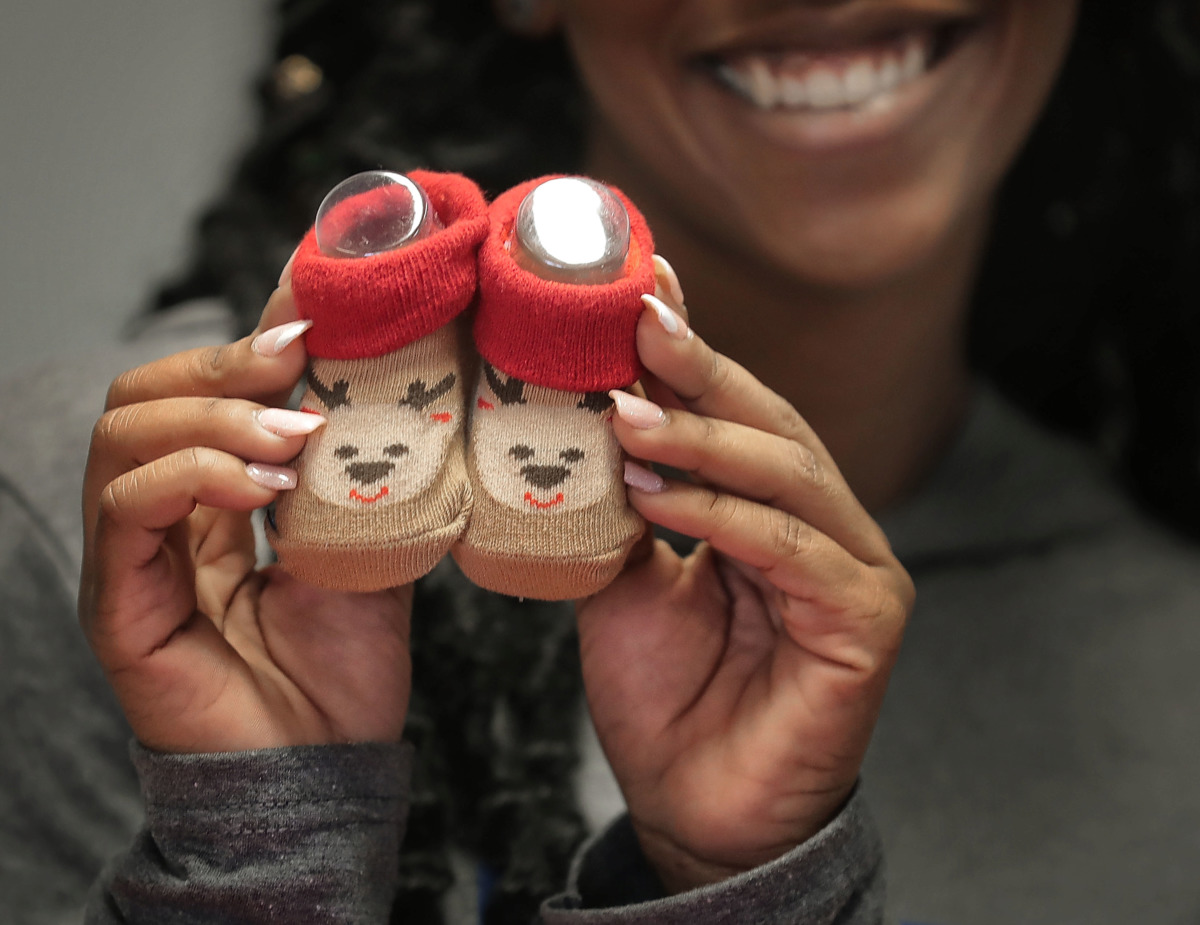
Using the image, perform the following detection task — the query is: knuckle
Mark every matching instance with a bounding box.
[706,351,733,394]
[184,445,215,476]
[703,489,739,532]
[771,398,807,439]
[98,474,136,523]
[91,404,142,453]
[867,567,915,634]
[784,439,821,487]
[771,509,813,562]
[105,367,144,410]
[190,345,233,391]
[698,415,722,455]
[891,567,917,614]
[201,396,226,421]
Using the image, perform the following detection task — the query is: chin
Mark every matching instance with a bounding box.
[733,182,976,293]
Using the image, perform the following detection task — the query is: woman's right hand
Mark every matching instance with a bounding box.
[78,269,413,754]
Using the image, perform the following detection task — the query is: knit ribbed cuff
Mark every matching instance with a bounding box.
[293,170,488,359]
[474,175,656,392]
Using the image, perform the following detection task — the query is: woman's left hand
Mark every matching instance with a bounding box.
[576,260,914,894]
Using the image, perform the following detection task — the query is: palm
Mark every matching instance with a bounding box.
[112,505,413,754]
[579,538,878,872]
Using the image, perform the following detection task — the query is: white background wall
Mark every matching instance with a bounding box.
[0,1,270,375]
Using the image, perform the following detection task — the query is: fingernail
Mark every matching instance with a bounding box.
[624,461,666,493]
[245,463,297,490]
[641,293,689,340]
[652,254,685,307]
[278,244,300,286]
[609,390,666,429]
[252,319,312,358]
[256,407,326,437]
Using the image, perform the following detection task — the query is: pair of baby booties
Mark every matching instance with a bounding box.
[269,171,656,600]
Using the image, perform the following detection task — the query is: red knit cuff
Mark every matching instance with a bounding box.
[292,170,488,359]
[474,176,655,392]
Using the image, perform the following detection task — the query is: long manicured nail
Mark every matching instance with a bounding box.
[256,407,326,437]
[278,245,300,286]
[624,461,666,494]
[609,390,666,429]
[245,463,297,490]
[641,293,689,340]
[652,254,685,306]
[252,319,312,357]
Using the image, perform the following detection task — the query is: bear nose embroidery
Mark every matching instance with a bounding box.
[346,461,395,485]
[522,465,570,490]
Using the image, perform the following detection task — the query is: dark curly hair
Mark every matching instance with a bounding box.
[970,1,1200,536]
[147,0,1200,921]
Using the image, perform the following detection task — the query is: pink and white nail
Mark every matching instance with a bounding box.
[245,463,298,490]
[252,319,312,358]
[256,408,327,437]
[609,390,667,429]
[624,461,666,493]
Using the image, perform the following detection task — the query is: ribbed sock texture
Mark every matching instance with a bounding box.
[271,171,488,591]
[453,177,655,600]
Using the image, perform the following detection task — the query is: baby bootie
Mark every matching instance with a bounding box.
[452,176,655,600]
[270,170,488,591]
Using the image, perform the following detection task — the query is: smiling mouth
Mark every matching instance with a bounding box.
[525,491,564,510]
[350,486,390,504]
[702,21,976,113]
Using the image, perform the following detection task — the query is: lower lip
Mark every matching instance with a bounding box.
[692,22,990,154]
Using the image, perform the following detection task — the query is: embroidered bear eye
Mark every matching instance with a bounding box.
[560,448,585,463]
[509,444,535,461]
[384,443,409,458]
[334,445,359,459]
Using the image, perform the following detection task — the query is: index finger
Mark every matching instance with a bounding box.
[105,283,307,410]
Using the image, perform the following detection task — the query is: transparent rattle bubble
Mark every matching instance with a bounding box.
[315,171,442,258]
[510,177,630,284]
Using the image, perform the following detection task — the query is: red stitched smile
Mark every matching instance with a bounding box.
[350,486,389,504]
[525,491,564,510]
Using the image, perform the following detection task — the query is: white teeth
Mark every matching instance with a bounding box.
[901,38,927,81]
[805,68,844,108]
[779,75,806,107]
[716,30,936,113]
[746,57,779,109]
[878,56,902,92]
[842,60,877,104]
[716,62,755,100]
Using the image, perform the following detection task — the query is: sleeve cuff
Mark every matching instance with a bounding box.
[99,741,414,923]
[541,786,884,924]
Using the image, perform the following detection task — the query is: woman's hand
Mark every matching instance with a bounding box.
[576,258,914,893]
[78,269,413,755]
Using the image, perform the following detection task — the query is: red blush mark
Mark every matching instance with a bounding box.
[525,492,564,510]
[300,406,320,415]
[350,486,389,504]
[430,412,452,423]
[477,398,495,411]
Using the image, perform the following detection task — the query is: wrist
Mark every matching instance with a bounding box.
[632,823,751,894]
[630,784,856,894]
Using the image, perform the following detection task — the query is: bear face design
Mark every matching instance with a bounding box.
[470,365,619,513]
[301,369,459,509]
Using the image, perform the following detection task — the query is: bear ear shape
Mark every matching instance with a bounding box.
[398,373,456,411]
[308,369,351,410]
[483,363,527,406]
[577,391,613,414]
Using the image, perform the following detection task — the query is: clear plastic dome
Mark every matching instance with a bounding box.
[315,171,442,258]
[510,177,630,284]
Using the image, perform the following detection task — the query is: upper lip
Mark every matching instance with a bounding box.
[684,1,984,58]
